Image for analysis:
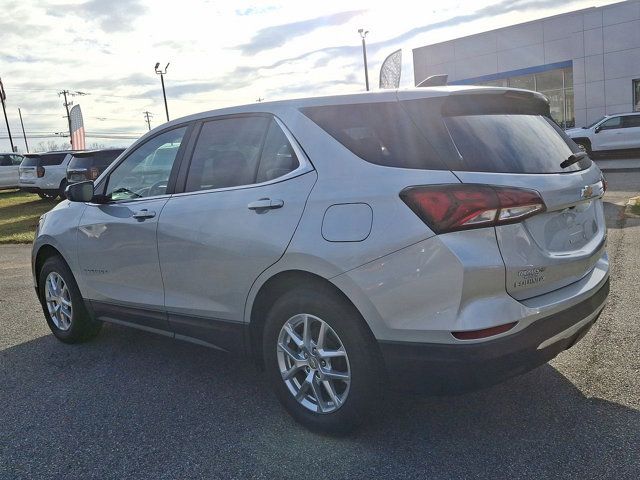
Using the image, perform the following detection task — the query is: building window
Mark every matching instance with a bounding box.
[634,79,640,112]
[475,66,574,128]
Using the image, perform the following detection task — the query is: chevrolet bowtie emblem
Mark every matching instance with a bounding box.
[581,185,594,199]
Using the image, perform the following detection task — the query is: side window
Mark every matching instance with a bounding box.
[12,155,23,166]
[105,126,187,201]
[599,116,622,130]
[185,116,269,192]
[256,120,299,183]
[622,115,640,128]
[0,155,11,166]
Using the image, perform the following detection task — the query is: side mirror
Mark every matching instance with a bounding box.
[594,126,602,134]
[65,181,94,202]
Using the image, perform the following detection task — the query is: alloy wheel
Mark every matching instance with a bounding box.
[45,271,73,331]
[277,313,351,414]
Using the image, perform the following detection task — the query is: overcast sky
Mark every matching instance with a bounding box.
[0,0,617,152]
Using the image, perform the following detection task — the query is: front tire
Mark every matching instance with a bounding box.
[39,256,102,343]
[263,285,383,435]
[58,180,68,199]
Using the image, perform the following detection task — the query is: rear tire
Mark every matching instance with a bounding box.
[58,180,68,199]
[263,285,383,435]
[38,256,102,343]
[37,191,57,200]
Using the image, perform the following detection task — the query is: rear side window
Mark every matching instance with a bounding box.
[256,120,299,183]
[185,116,270,192]
[300,102,447,170]
[623,115,640,128]
[40,153,68,166]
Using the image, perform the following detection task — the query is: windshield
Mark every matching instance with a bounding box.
[586,116,606,129]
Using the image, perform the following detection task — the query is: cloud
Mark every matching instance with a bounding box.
[244,0,586,75]
[234,9,365,55]
[48,0,147,32]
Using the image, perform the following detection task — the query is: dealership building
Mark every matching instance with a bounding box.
[412,0,640,128]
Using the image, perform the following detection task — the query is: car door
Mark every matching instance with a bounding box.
[157,115,316,350]
[0,155,14,188]
[621,114,640,149]
[76,125,191,332]
[592,116,623,150]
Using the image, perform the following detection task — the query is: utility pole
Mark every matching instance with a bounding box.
[18,108,28,152]
[143,111,153,130]
[358,29,370,91]
[58,90,73,147]
[58,90,88,149]
[256,97,264,103]
[0,77,15,152]
[154,62,170,122]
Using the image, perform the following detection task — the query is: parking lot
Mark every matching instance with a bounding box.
[0,171,638,479]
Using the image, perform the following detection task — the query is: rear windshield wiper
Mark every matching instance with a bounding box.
[560,151,588,169]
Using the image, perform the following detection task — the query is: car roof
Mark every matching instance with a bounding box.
[159,85,547,128]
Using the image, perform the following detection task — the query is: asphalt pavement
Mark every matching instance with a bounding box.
[0,172,639,479]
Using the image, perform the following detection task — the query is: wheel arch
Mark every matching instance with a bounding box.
[34,243,67,291]
[247,269,378,367]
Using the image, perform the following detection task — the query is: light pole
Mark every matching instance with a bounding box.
[358,29,370,91]
[154,62,170,122]
[0,77,15,152]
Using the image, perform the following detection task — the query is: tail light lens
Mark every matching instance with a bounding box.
[400,184,546,234]
[88,167,100,180]
[36,166,45,177]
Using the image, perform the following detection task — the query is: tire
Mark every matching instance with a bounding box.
[58,180,68,199]
[263,285,383,435]
[38,256,102,343]
[37,191,58,200]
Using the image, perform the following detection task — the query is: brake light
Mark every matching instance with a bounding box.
[400,184,546,234]
[36,166,45,178]
[88,167,100,180]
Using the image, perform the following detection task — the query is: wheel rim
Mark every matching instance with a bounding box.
[44,271,73,331]
[277,314,351,414]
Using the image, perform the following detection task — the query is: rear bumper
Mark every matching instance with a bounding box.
[379,278,609,394]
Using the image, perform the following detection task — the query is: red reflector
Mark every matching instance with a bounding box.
[37,166,45,178]
[400,184,545,234]
[452,322,517,340]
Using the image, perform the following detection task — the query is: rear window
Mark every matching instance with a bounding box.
[444,114,589,173]
[68,150,124,169]
[21,156,39,167]
[300,102,447,170]
[40,153,68,166]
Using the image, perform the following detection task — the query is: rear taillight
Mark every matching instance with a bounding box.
[36,166,45,178]
[400,184,546,234]
[88,167,100,180]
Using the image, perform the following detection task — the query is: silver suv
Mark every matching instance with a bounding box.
[32,87,609,434]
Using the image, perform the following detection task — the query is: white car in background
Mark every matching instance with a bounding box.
[19,151,78,199]
[0,153,24,189]
[566,112,640,156]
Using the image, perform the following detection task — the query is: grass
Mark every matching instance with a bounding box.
[0,190,60,244]
[630,197,640,216]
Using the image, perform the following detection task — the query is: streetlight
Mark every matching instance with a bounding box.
[358,29,370,91]
[154,62,170,122]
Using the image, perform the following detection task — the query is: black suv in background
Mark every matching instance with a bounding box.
[66,149,125,184]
